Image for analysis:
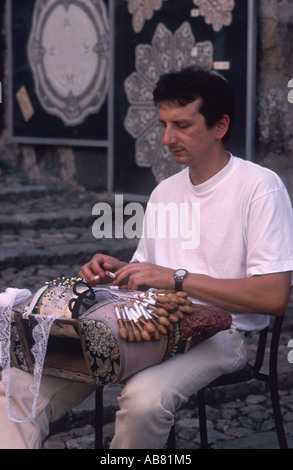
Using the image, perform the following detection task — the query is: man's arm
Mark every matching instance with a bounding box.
[114,262,291,316]
[183,271,291,316]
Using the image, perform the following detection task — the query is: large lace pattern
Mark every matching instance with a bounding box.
[0,287,63,423]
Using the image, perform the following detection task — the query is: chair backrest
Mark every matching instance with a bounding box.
[269,314,285,377]
[251,314,285,380]
[251,326,269,375]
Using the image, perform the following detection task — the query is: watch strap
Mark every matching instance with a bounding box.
[174,269,189,291]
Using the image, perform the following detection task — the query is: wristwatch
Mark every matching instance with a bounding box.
[174,269,189,291]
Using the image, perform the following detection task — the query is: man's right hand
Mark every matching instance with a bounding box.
[78,254,127,286]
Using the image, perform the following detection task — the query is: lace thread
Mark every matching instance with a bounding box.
[0,288,63,423]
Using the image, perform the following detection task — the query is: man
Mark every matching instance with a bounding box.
[79,67,293,449]
[81,68,293,321]
[1,67,293,449]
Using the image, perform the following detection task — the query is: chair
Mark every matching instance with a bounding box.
[167,314,288,449]
[95,314,288,449]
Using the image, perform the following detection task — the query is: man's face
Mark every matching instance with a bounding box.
[158,99,219,168]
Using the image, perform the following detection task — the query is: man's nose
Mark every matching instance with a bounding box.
[162,126,177,146]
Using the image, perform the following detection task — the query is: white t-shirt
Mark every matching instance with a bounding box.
[132,155,293,331]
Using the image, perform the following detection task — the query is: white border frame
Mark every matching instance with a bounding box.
[6,0,110,148]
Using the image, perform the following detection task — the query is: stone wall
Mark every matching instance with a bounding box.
[257,0,293,198]
[0,1,4,135]
[0,1,292,197]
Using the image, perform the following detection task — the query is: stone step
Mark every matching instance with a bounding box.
[0,179,138,270]
[0,240,98,270]
[0,208,94,231]
[0,183,48,202]
[0,236,137,270]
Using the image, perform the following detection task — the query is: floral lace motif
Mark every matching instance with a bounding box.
[193,0,235,32]
[126,0,167,33]
[124,22,213,183]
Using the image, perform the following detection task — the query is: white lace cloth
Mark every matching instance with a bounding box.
[0,287,63,423]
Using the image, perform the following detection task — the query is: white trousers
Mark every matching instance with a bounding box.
[0,370,96,449]
[0,329,246,449]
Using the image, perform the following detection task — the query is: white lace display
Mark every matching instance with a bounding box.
[0,285,154,422]
[0,287,63,423]
[123,21,213,184]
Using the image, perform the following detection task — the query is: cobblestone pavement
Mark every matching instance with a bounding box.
[42,331,293,450]
[1,171,293,450]
[42,385,293,450]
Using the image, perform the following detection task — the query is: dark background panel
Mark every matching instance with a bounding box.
[10,0,108,143]
[0,1,4,133]
[113,0,249,196]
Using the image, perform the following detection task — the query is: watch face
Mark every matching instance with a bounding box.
[175,269,188,277]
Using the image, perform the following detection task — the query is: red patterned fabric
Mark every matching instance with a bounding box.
[180,304,232,348]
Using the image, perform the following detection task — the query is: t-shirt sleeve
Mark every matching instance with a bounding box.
[246,184,293,278]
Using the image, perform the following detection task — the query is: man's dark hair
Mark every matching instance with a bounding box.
[153,66,236,142]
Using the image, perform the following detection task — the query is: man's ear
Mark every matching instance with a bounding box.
[215,114,230,140]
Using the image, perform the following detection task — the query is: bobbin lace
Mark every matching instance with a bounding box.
[0,287,63,423]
